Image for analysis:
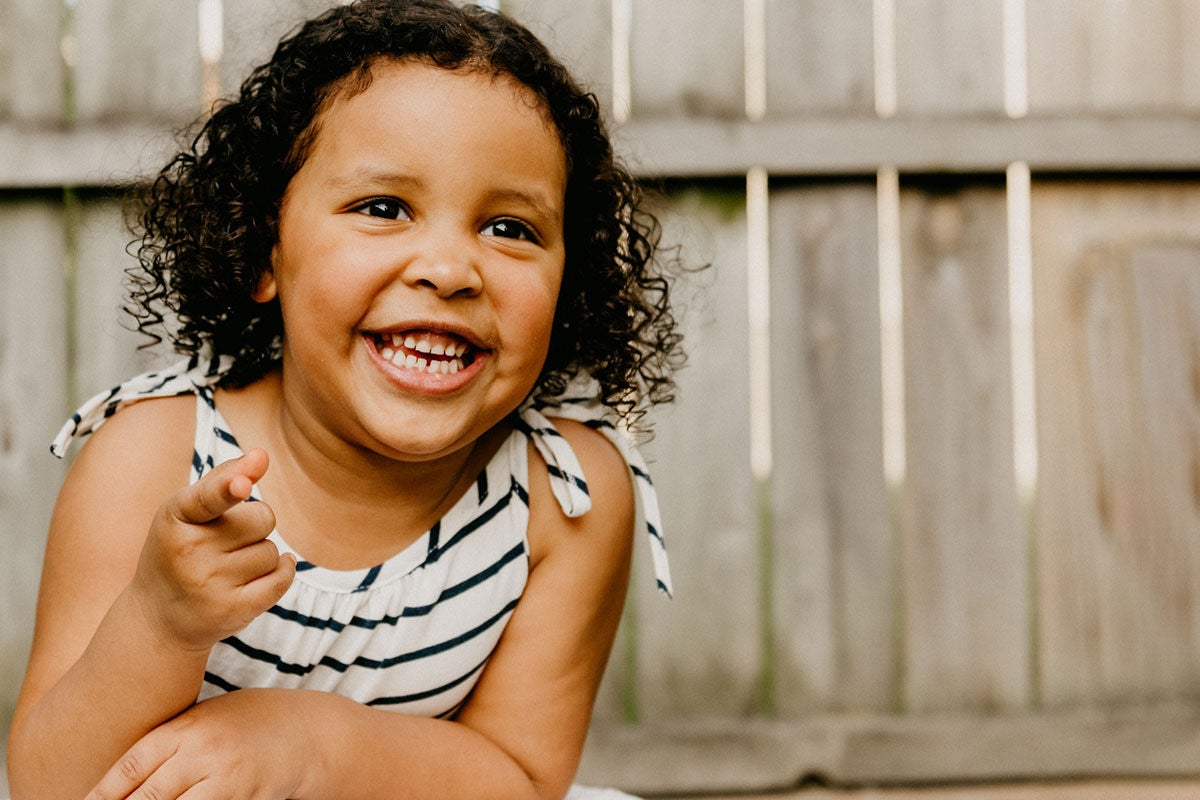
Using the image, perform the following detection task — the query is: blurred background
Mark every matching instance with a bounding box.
[3,0,1200,796]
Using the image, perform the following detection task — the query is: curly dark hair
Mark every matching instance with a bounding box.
[128,0,683,424]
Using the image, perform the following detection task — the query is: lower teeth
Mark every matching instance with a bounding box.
[376,335,467,374]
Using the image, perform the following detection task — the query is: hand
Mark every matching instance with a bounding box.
[130,448,296,651]
[84,689,313,800]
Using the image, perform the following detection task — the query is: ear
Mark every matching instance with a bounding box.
[252,269,278,303]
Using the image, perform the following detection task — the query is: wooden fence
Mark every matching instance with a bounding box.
[4,0,1200,794]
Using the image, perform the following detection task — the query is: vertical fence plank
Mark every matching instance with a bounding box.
[1032,182,1200,707]
[0,0,65,122]
[630,0,743,118]
[73,0,202,122]
[220,0,334,100]
[1027,0,1200,113]
[898,181,1028,712]
[635,185,760,719]
[769,183,894,713]
[501,0,613,115]
[0,197,69,737]
[73,195,171,398]
[894,0,1005,114]
[764,0,875,115]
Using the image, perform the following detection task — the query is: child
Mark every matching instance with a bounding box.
[5,1,683,798]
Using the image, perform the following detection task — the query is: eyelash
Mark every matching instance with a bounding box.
[481,218,538,243]
[355,197,409,220]
[352,198,539,243]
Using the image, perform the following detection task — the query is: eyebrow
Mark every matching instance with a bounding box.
[328,168,424,192]
[483,187,563,227]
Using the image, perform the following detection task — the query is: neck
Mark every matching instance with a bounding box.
[219,370,498,570]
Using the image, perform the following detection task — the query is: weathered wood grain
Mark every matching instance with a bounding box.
[73,0,202,123]
[0,197,69,734]
[219,0,333,101]
[629,0,744,118]
[894,0,1006,115]
[0,0,65,122]
[501,0,614,114]
[764,0,875,115]
[635,185,761,719]
[1027,0,1200,113]
[768,183,894,713]
[1032,181,1200,707]
[72,195,171,399]
[579,704,1200,793]
[898,180,1028,712]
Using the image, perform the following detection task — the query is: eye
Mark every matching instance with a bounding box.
[482,218,537,242]
[354,198,409,220]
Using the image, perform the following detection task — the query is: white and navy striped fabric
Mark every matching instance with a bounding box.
[52,355,672,719]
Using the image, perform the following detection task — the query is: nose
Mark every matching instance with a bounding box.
[401,226,483,299]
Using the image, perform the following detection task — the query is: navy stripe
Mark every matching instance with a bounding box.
[646,521,664,544]
[214,426,239,446]
[426,484,520,566]
[191,450,204,475]
[266,542,526,631]
[476,470,488,504]
[657,579,672,597]
[221,597,520,676]
[512,417,564,440]
[203,670,241,693]
[545,464,588,495]
[366,656,489,706]
[630,464,652,482]
[426,521,440,561]
[143,374,180,394]
[295,560,317,572]
[512,478,529,506]
[353,564,383,593]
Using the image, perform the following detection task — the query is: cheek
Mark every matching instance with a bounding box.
[505,276,562,359]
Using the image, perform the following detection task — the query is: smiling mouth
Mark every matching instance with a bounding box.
[369,330,480,375]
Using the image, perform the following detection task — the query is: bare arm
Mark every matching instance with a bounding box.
[6,398,295,800]
[83,418,636,800]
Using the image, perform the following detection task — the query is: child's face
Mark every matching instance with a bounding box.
[262,59,567,461]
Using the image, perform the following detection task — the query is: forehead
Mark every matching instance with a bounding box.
[304,59,564,173]
[291,61,571,209]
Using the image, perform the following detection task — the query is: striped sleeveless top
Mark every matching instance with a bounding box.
[52,355,672,718]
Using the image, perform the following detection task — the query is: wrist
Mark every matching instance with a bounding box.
[115,583,215,658]
[288,691,359,800]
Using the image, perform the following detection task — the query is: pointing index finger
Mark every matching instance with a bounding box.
[173,449,269,524]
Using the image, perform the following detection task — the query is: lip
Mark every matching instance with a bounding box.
[361,321,492,395]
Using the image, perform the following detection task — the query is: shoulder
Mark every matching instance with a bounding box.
[55,393,196,553]
[69,392,196,484]
[524,416,635,570]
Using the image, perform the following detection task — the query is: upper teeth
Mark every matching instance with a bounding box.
[389,333,465,358]
[381,331,468,374]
